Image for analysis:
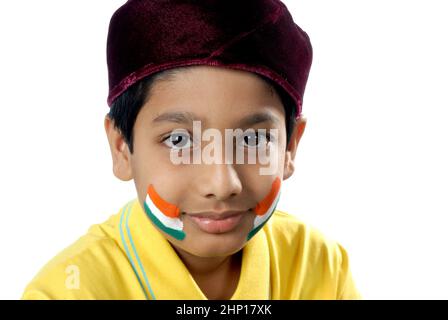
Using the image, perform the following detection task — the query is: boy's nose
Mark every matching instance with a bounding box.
[197,163,242,201]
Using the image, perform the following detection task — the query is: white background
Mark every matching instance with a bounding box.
[0,0,447,300]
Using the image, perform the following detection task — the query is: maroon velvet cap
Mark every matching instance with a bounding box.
[106,0,313,119]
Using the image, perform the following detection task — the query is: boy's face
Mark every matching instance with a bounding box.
[105,66,306,258]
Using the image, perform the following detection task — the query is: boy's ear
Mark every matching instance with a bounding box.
[283,116,307,180]
[104,115,133,181]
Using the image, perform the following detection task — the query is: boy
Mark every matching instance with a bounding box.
[22,0,361,300]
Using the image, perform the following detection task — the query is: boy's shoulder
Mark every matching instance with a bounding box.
[266,209,362,299]
[21,212,138,300]
[268,209,335,249]
[267,208,351,270]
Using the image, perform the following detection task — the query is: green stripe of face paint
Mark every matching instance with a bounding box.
[144,202,186,241]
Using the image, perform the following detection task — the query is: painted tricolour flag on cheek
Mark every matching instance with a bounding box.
[144,185,186,241]
[247,177,282,241]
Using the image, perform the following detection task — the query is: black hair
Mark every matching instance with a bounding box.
[108,68,297,154]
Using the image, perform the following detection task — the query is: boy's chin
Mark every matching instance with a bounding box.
[168,235,246,258]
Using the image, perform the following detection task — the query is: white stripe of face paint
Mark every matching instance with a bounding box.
[145,194,184,231]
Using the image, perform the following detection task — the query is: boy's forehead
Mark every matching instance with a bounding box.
[140,66,285,126]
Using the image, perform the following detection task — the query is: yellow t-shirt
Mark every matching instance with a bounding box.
[22,198,361,300]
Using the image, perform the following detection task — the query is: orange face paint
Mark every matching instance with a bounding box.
[147,185,180,218]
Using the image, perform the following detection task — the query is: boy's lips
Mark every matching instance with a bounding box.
[185,209,251,234]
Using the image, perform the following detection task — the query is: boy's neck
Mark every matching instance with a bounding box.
[170,244,243,299]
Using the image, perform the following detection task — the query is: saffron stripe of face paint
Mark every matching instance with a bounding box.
[247,177,282,241]
[147,185,180,218]
[254,177,281,216]
[253,189,281,229]
[144,185,186,241]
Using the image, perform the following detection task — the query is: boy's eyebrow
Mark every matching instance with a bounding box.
[152,111,199,125]
[151,110,281,127]
[238,111,281,127]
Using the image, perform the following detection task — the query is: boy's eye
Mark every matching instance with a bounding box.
[162,130,193,150]
[240,131,271,148]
